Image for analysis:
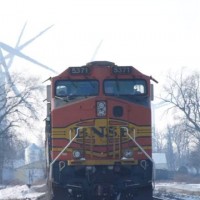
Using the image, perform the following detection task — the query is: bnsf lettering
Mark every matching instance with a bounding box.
[74,126,128,138]
[91,127,105,137]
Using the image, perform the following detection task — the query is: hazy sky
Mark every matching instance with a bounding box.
[1,0,200,134]
[1,0,200,75]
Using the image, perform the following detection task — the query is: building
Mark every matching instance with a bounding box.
[152,153,169,180]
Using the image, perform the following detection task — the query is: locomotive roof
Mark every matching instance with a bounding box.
[52,61,158,83]
[86,61,115,67]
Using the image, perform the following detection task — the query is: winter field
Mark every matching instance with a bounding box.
[154,182,200,200]
[0,183,47,200]
[0,181,200,200]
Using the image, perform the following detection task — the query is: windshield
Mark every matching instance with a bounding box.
[55,80,99,97]
[104,79,148,106]
[104,79,147,96]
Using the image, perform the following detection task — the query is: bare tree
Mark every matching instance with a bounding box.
[163,123,191,170]
[0,72,44,183]
[153,129,166,153]
[160,68,200,144]
[164,125,176,171]
[189,146,200,171]
[172,123,191,165]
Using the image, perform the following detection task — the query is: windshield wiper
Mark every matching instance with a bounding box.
[55,96,69,102]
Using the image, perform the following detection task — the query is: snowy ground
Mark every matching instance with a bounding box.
[0,184,46,200]
[154,182,200,200]
[0,181,200,200]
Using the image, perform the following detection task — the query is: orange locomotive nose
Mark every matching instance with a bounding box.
[46,61,154,200]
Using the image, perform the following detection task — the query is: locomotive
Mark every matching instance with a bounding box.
[45,61,156,200]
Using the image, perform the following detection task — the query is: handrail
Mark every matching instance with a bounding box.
[49,127,83,181]
[121,127,153,162]
[121,126,155,188]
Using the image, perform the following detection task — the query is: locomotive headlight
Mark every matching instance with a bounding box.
[97,101,107,117]
[123,149,133,158]
[73,150,82,159]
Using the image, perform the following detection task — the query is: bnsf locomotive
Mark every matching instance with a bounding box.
[45,61,156,200]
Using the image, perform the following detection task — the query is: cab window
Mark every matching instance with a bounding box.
[104,79,149,106]
[55,80,99,97]
[104,79,147,96]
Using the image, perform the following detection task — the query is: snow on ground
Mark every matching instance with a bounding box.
[154,182,200,200]
[155,182,200,194]
[0,182,200,200]
[0,184,46,200]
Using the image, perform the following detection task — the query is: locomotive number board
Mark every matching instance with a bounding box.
[112,66,132,74]
[69,67,91,75]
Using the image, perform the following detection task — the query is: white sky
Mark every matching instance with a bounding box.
[1,0,200,134]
